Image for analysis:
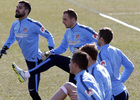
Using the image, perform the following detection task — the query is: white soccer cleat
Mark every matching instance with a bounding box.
[12,62,27,83]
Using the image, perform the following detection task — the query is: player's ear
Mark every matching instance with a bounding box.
[74,63,79,69]
[72,17,76,22]
[100,37,104,42]
[25,9,29,15]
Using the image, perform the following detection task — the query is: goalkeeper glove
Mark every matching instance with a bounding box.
[0,46,8,58]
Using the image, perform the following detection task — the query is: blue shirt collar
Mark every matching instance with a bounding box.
[71,23,79,31]
[100,44,110,51]
[18,17,28,22]
[74,70,86,81]
[87,62,98,71]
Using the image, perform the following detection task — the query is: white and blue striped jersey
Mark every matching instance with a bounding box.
[74,70,103,100]
[87,62,112,100]
[4,17,54,62]
[54,23,98,54]
[97,44,134,96]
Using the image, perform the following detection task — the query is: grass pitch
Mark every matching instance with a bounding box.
[0,0,140,100]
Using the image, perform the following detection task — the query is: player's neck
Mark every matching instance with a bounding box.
[70,22,77,29]
[19,15,27,21]
[88,60,96,68]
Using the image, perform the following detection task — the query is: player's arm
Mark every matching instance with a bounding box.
[83,26,98,43]
[120,51,134,83]
[98,52,113,77]
[41,32,69,60]
[79,81,102,100]
[83,27,100,49]
[40,28,55,50]
[35,22,55,50]
[53,33,69,54]
[0,23,16,58]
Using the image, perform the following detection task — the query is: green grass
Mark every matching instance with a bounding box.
[0,0,140,99]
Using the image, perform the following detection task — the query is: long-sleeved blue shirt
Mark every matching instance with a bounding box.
[74,70,103,100]
[4,17,54,62]
[87,62,112,100]
[97,44,134,96]
[54,23,98,54]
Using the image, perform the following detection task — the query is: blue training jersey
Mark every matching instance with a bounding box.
[54,23,98,54]
[97,44,134,96]
[74,70,103,100]
[87,62,112,100]
[4,17,54,62]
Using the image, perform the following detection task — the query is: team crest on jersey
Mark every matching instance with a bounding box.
[40,27,45,33]
[85,88,94,97]
[23,28,27,33]
[76,34,80,40]
[93,33,98,39]
[100,60,106,66]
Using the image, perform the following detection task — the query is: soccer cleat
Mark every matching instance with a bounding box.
[12,62,27,83]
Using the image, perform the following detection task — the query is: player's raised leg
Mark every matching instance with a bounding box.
[12,62,28,83]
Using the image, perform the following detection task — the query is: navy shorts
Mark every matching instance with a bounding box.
[112,89,129,100]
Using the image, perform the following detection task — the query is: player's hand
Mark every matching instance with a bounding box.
[48,46,54,50]
[0,46,8,59]
[69,91,78,100]
[41,51,51,61]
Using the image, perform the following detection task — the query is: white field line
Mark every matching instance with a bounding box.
[108,12,140,15]
[66,0,140,32]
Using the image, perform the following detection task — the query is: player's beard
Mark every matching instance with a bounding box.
[15,11,25,18]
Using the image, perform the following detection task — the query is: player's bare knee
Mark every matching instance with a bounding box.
[63,82,76,94]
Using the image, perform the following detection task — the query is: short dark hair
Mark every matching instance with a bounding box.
[18,0,31,14]
[99,27,113,44]
[63,9,78,21]
[72,51,88,70]
[80,44,98,60]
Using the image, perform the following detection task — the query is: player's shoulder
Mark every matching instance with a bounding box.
[78,23,91,29]
[95,64,110,78]
[12,19,19,26]
[96,64,108,73]
[65,28,71,34]
[95,64,104,72]
[78,23,95,34]
[108,45,121,54]
[27,18,42,27]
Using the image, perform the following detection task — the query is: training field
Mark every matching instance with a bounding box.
[0,0,140,100]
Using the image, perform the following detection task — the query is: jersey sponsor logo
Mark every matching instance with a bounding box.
[23,28,27,33]
[76,34,80,40]
[40,27,45,33]
[100,60,106,66]
[85,88,94,97]
[15,33,28,38]
[68,41,80,45]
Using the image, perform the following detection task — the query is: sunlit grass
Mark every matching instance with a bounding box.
[0,0,139,100]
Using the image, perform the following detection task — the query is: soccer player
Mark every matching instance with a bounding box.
[12,9,98,84]
[97,27,134,100]
[69,51,102,100]
[0,1,54,100]
[80,44,112,100]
